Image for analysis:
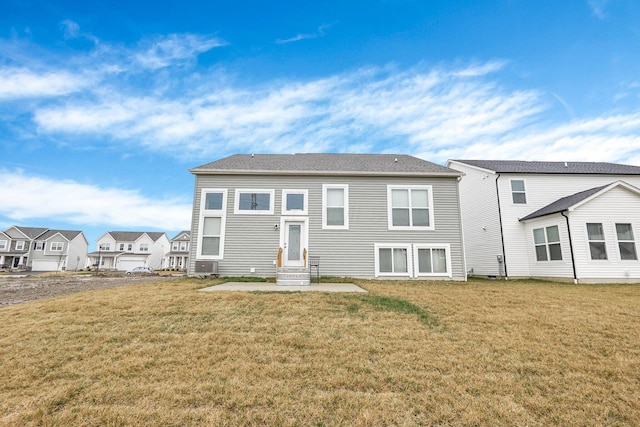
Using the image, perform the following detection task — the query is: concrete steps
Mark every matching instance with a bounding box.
[276,267,310,286]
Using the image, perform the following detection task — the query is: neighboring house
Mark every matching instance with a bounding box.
[0,226,88,271]
[30,229,88,271]
[164,231,190,270]
[447,160,640,283]
[188,153,466,283]
[89,231,170,271]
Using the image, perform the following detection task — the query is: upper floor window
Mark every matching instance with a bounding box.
[198,189,228,259]
[282,190,308,215]
[587,223,607,260]
[119,243,125,251]
[172,242,179,251]
[387,186,434,230]
[533,226,562,261]
[511,180,527,204]
[323,184,349,229]
[235,189,274,214]
[616,223,638,260]
[139,243,149,252]
[0,240,7,250]
[50,242,64,251]
[99,243,110,251]
[15,241,25,250]
[34,241,45,250]
[179,242,188,251]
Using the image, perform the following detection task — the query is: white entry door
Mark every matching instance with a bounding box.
[283,220,306,267]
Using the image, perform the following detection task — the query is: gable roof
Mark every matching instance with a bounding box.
[520,181,640,221]
[39,229,84,241]
[191,154,461,177]
[451,160,640,175]
[171,231,190,241]
[11,226,49,239]
[107,231,167,242]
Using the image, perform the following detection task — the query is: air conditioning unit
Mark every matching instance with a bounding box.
[194,260,219,277]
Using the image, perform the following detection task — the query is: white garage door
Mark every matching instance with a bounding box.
[32,260,63,271]
[117,258,147,271]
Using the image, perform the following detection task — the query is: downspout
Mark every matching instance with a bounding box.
[561,211,578,284]
[495,173,508,279]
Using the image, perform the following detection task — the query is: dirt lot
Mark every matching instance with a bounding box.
[0,273,177,306]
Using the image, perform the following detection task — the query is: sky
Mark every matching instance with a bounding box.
[1,0,640,249]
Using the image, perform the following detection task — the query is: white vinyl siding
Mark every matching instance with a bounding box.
[322,184,349,229]
[197,188,227,260]
[387,185,434,230]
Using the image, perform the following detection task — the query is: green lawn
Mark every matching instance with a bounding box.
[1,277,638,426]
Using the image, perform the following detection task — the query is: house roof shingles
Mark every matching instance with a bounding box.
[452,160,640,175]
[39,229,83,241]
[108,231,166,242]
[192,154,461,176]
[519,185,609,221]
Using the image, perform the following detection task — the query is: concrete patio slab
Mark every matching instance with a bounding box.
[199,282,367,293]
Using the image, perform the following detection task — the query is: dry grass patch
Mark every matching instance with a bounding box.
[0,278,638,426]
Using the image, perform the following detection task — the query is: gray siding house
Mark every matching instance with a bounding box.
[188,153,466,283]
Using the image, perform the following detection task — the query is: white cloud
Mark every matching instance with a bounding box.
[588,0,611,19]
[0,171,192,230]
[34,61,546,159]
[276,24,331,44]
[0,67,89,99]
[134,34,227,70]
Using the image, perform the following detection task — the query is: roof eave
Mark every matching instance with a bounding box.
[189,168,462,178]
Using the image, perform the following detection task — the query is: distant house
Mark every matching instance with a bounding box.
[188,153,467,283]
[89,231,170,271]
[447,160,640,283]
[164,231,190,270]
[0,226,88,271]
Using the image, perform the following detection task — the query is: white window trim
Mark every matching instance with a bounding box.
[374,243,413,278]
[197,188,227,260]
[387,185,435,231]
[281,189,309,215]
[533,225,563,262]
[99,243,111,251]
[615,223,638,261]
[322,184,349,230]
[413,244,452,277]
[15,241,25,250]
[234,189,275,215]
[586,222,608,261]
[34,241,45,251]
[510,179,527,205]
[0,240,7,250]
[139,243,149,252]
[50,242,64,251]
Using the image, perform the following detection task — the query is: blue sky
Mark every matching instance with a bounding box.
[1,0,640,248]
